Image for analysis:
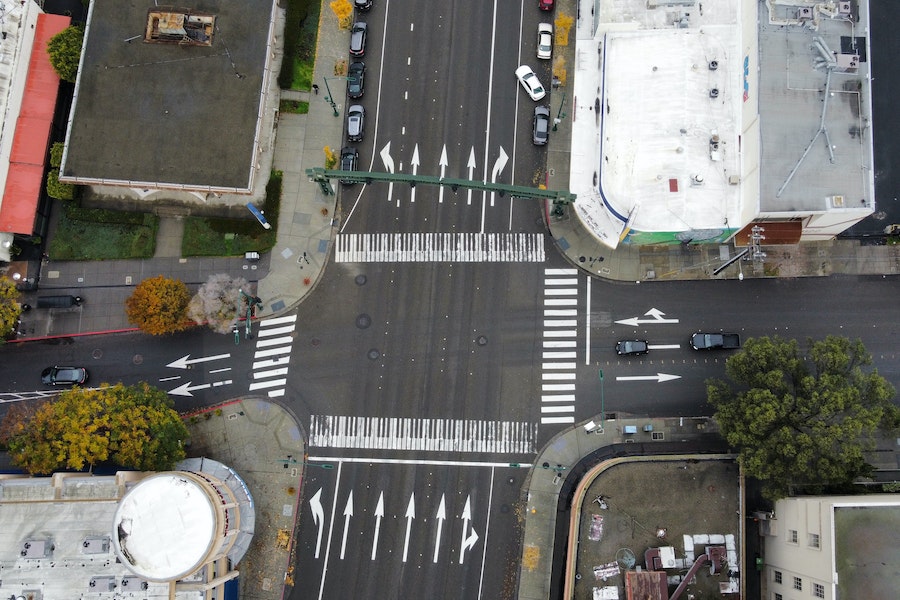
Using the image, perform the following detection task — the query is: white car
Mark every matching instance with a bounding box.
[537,23,553,60]
[515,65,546,101]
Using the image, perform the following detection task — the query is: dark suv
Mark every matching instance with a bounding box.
[340,147,359,185]
[347,61,365,99]
[350,22,367,57]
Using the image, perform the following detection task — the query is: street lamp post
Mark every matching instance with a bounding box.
[552,91,567,132]
[322,77,349,117]
[599,369,605,426]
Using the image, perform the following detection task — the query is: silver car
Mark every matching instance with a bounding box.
[533,105,550,145]
[347,105,365,142]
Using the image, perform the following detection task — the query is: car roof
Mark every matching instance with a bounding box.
[538,23,553,33]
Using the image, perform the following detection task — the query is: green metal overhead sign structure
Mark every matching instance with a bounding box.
[306,167,577,214]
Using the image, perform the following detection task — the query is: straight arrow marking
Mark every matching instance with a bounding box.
[167,381,213,397]
[371,492,384,561]
[310,489,325,559]
[167,353,231,369]
[402,493,416,563]
[438,145,448,204]
[466,147,476,205]
[340,491,354,560]
[616,373,682,383]
[410,144,420,204]
[433,494,446,563]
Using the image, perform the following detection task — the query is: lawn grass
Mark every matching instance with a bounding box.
[279,99,309,114]
[48,202,158,260]
[279,0,319,91]
[182,171,283,257]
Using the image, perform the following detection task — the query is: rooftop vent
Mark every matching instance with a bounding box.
[81,536,110,555]
[89,576,116,592]
[709,88,719,99]
[20,540,53,559]
[708,60,718,71]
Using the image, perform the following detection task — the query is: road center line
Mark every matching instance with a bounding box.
[477,464,496,600]
[585,276,591,365]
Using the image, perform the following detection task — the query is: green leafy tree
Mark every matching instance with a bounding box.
[46,169,75,200]
[50,142,65,168]
[4,383,188,475]
[708,335,897,501]
[126,275,191,335]
[0,277,22,338]
[47,24,84,83]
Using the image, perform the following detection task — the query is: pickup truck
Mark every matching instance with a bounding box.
[690,332,741,350]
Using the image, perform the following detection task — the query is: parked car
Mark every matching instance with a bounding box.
[539,0,554,11]
[347,61,366,98]
[41,366,88,386]
[537,23,553,60]
[350,22,367,57]
[354,0,373,11]
[690,332,741,350]
[533,105,550,145]
[515,65,546,101]
[340,147,359,185]
[347,105,365,142]
[616,340,649,356]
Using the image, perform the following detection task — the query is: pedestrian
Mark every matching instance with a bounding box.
[312,84,319,95]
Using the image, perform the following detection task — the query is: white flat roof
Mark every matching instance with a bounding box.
[113,473,216,581]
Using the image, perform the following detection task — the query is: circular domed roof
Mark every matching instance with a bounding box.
[112,473,216,581]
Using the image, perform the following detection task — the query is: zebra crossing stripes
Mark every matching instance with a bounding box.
[540,268,579,425]
[309,415,536,454]
[249,315,297,398]
[335,233,545,262]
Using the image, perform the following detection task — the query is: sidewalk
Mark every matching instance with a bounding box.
[183,398,305,600]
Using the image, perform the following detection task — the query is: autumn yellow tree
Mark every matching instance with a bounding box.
[330,0,353,29]
[125,275,191,334]
[3,383,189,475]
[0,276,22,338]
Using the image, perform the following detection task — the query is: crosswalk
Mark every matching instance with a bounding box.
[541,268,579,425]
[249,315,297,398]
[335,233,545,262]
[309,415,537,454]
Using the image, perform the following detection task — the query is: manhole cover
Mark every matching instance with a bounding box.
[367,349,381,360]
[500,504,510,513]
[476,335,488,346]
[311,338,321,347]
[132,354,143,365]
[356,314,372,329]
[92,349,103,360]
[355,274,367,286]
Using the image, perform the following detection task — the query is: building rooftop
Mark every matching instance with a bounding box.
[571,0,874,247]
[60,0,277,193]
[757,2,874,219]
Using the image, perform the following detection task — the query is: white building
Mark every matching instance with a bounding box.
[761,494,900,600]
[0,457,254,599]
[571,0,874,248]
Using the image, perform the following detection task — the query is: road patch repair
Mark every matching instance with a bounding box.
[569,457,740,599]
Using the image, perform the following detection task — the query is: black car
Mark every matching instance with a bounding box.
[41,366,88,386]
[347,61,365,99]
[354,0,373,10]
[533,105,550,145]
[350,22,367,57]
[615,340,649,356]
[339,147,359,185]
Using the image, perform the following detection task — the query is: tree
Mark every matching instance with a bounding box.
[46,168,75,200]
[0,277,22,338]
[708,335,897,501]
[188,273,248,333]
[46,25,84,83]
[126,275,191,334]
[3,383,189,475]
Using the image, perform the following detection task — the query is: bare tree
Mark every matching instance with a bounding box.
[187,274,248,333]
